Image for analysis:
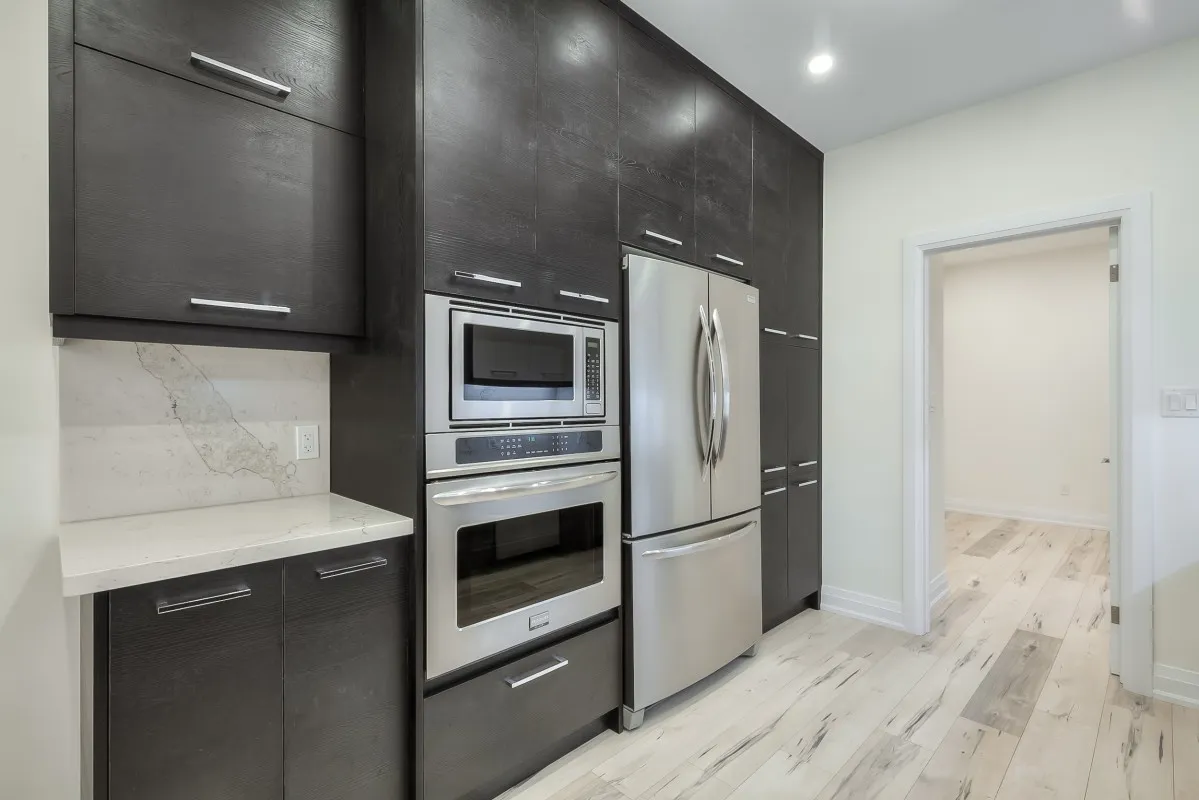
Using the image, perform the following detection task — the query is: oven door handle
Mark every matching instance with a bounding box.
[431,470,619,506]
[640,521,757,560]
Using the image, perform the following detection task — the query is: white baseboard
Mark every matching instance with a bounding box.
[820,585,906,631]
[1154,664,1199,709]
[929,571,949,609]
[944,499,1108,530]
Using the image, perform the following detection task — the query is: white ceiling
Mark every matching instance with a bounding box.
[621,0,1199,151]
[934,226,1110,268]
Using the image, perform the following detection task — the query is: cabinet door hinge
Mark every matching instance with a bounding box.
[1110,263,1120,283]
[1111,605,1120,625]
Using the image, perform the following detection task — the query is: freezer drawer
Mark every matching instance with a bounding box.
[624,510,762,713]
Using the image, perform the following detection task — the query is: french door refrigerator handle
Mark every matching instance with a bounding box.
[698,305,718,476]
[711,307,732,462]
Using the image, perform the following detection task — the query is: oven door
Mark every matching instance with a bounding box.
[450,309,591,421]
[425,461,622,678]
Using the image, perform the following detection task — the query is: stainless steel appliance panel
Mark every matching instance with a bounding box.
[624,510,762,712]
[709,275,762,520]
[426,425,621,479]
[625,254,713,536]
[425,460,622,678]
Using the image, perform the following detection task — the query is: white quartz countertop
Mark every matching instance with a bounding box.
[59,493,413,596]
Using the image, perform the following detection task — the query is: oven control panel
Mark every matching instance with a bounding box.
[585,337,602,403]
[454,430,604,464]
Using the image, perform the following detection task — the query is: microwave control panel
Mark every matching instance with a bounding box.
[454,430,603,464]
[585,337,602,405]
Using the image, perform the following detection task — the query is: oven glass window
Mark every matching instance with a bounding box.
[457,503,603,628]
[464,324,575,401]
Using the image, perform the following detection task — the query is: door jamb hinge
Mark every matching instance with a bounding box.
[1112,605,1121,625]
[1110,263,1120,282]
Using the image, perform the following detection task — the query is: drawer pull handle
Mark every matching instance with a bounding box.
[763,466,786,474]
[157,586,251,615]
[763,486,787,497]
[453,270,522,289]
[189,53,291,97]
[792,334,819,342]
[191,298,291,314]
[792,479,819,489]
[643,230,683,247]
[794,460,818,468]
[505,655,569,688]
[763,328,788,336]
[559,290,610,304]
[714,254,744,267]
[316,556,388,580]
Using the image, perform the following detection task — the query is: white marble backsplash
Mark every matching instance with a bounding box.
[59,340,329,522]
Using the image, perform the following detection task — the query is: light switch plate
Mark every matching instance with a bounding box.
[295,424,320,460]
[1161,389,1199,418]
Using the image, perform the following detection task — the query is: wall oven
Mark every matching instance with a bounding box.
[426,294,619,431]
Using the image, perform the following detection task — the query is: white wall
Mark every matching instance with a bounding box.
[0,0,77,796]
[939,240,1110,529]
[823,36,1199,674]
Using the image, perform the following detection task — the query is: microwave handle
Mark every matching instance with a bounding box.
[431,470,618,506]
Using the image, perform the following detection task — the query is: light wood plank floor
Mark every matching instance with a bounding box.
[500,514,1191,800]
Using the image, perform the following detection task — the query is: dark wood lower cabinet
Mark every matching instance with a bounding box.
[788,478,822,603]
[424,618,620,800]
[760,482,790,630]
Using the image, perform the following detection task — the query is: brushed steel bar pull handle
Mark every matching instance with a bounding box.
[157,586,251,615]
[642,521,758,560]
[505,656,569,688]
[432,471,618,506]
[763,328,788,336]
[191,298,291,314]
[792,479,819,489]
[714,254,744,267]
[190,53,291,97]
[763,487,787,497]
[643,230,683,247]
[794,460,818,468]
[559,290,610,304]
[452,270,522,288]
[792,334,819,341]
[316,556,388,580]
[763,466,786,474]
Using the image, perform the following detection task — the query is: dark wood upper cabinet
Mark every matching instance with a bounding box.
[284,540,409,800]
[760,335,788,473]
[74,47,364,337]
[694,79,752,279]
[787,144,822,342]
[75,0,363,135]
[617,21,696,261]
[760,481,790,630]
[423,0,539,305]
[752,116,790,334]
[788,478,821,603]
[107,562,284,800]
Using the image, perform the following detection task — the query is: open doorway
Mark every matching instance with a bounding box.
[900,195,1154,695]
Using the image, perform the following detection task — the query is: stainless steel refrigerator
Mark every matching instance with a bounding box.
[622,252,763,730]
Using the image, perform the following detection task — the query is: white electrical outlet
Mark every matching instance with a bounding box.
[296,425,320,460]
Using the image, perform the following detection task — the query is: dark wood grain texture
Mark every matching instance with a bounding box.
[760,480,790,631]
[787,143,822,342]
[751,115,790,333]
[787,476,821,606]
[74,0,362,134]
[617,19,695,260]
[759,334,788,473]
[48,0,74,314]
[107,561,283,800]
[694,78,752,278]
[424,619,620,800]
[53,313,360,353]
[73,47,364,336]
[284,539,410,800]
[787,344,820,473]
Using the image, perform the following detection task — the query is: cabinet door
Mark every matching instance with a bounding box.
[424,0,539,306]
[760,482,790,631]
[617,21,695,261]
[534,0,621,319]
[759,335,788,476]
[788,477,821,603]
[75,0,362,134]
[787,344,820,474]
[74,47,364,337]
[108,561,283,800]
[694,79,752,278]
[752,116,790,334]
[787,144,822,344]
[284,539,409,800]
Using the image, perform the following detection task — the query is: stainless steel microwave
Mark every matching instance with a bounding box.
[425,294,619,432]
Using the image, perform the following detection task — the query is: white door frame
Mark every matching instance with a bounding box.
[901,193,1155,696]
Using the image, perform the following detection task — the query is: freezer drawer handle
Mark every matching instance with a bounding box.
[505,656,569,688]
[432,471,618,506]
[316,556,388,580]
[643,230,683,247]
[641,521,757,560]
[156,586,251,615]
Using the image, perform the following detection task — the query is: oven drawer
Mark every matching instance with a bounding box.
[425,619,620,800]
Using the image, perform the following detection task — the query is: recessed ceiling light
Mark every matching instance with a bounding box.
[807,53,834,76]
